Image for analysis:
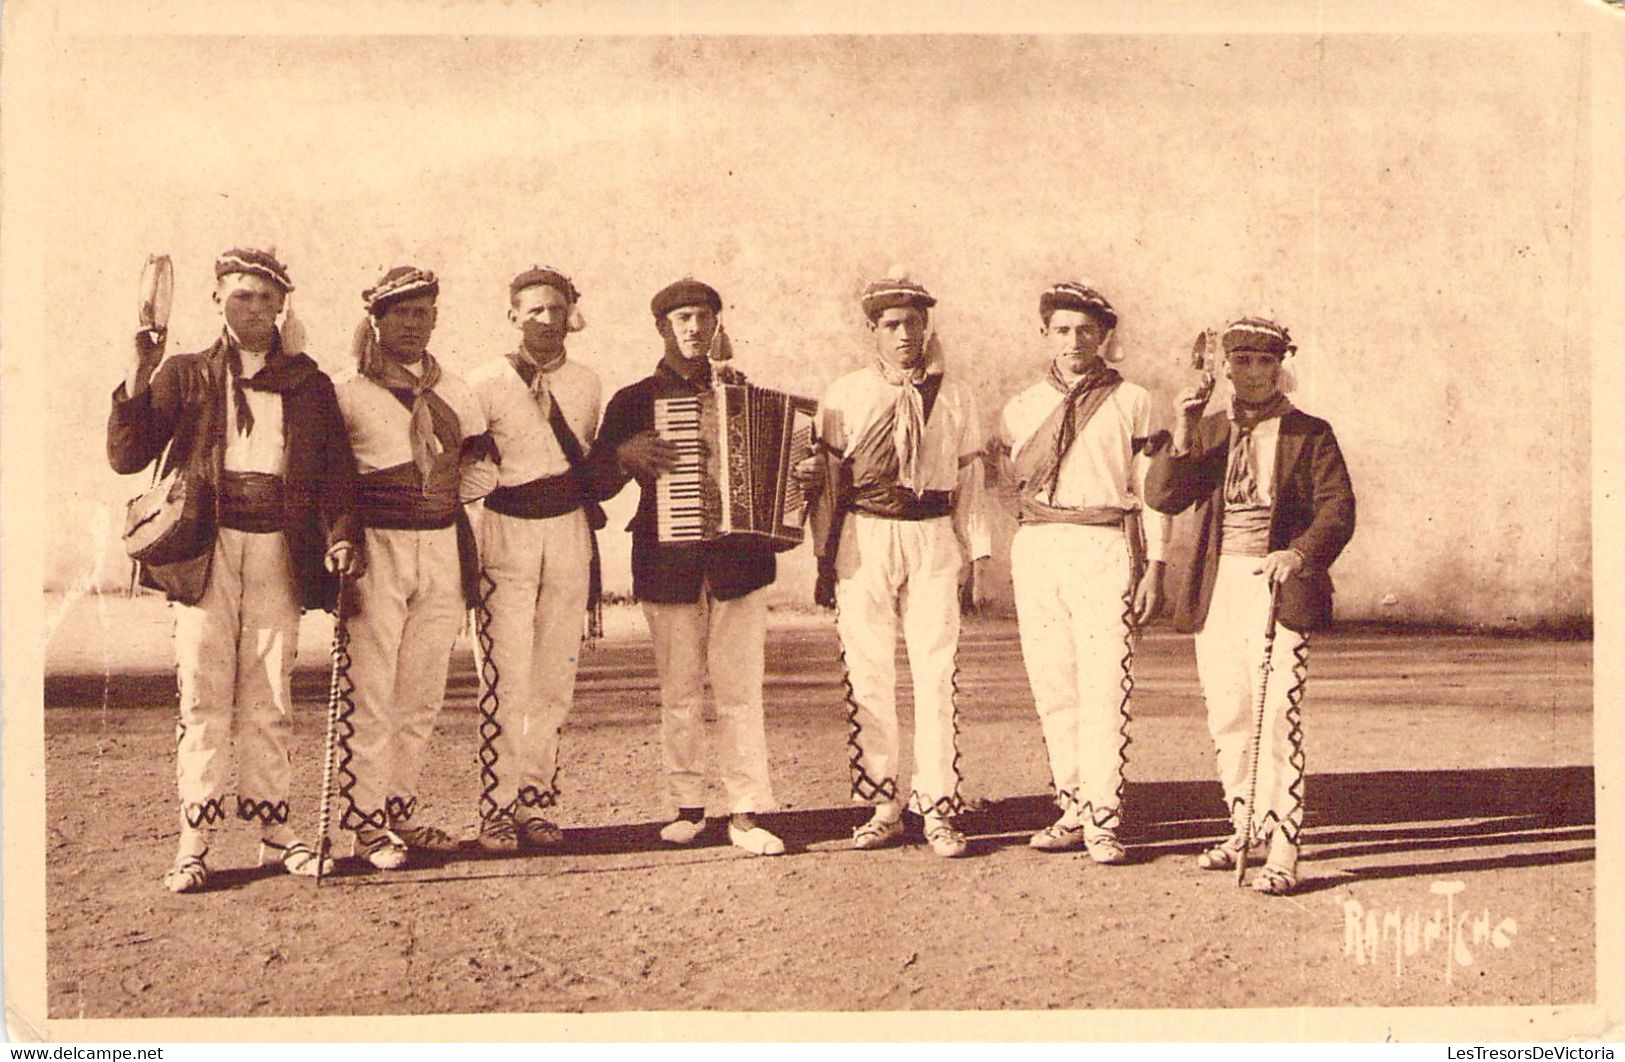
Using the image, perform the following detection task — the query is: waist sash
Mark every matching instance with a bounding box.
[1221,504,1272,557]
[485,471,588,520]
[1016,498,1126,527]
[850,485,954,521]
[218,471,285,533]
[355,463,460,530]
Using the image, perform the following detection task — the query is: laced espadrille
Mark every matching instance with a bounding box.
[162,854,209,894]
[924,818,968,859]
[516,816,565,848]
[259,839,334,878]
[392,823,460,853]
[852,813,904,851]
[355,828,410,870]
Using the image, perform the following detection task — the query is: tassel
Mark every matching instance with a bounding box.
[350,317,380,376]
[281,296,308,355]
[1100,329,1125,364]
[923,330,945,375]
[583,533,604,647]
[709,321,734,363]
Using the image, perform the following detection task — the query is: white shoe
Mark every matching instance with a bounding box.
[1082,826,1127,865]
[852,811,904,851]
[924,818,968,859]
[659,817,706,845]
[162,853,209,894]
[355,828,410,870]
[728,824,785,856]
[259,839,335,878]
[1029,817,1088,852]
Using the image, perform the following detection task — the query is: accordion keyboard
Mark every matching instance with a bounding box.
[654,395,706,542]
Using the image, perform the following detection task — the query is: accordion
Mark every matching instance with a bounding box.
[654,383,819,549]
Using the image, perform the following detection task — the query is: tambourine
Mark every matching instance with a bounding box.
[139,254,174,335]
[1188,328,1220,403]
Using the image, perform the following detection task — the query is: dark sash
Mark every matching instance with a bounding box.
[218,471,285,533]
[1010,377,1122,505]
[501,356,605,639]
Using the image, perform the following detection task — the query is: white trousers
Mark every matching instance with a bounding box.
[474,508,592,822]
[339,525,464,832]
[834,513,964,817]
[172,528,302,845]
[641,586,775,815]
[1010,522,1136,829]
[1195,554,1310,844]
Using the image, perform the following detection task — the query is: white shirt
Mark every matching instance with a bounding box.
[222,348,286,476]
[333,359,486,474]
[466,355,601,487]
[817,364,991,559]
[996,375,1169,562]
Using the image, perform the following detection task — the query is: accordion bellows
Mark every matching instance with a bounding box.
[655,383,818,549]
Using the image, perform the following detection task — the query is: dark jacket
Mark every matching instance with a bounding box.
[107,337,358,611]
[585,361,777,604]
[1145,407,1355,633]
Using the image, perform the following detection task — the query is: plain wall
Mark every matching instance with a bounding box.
[36,34,1590,627]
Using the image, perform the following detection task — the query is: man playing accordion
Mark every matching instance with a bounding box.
[586,278,785,857]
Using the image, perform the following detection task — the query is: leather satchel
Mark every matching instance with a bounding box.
[122,381,219,603]
[123,460,214,568]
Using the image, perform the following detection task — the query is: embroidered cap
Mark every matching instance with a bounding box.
[650,277,722,319]
[1039,281,1116,328]
[510,265,581,304]
[364,266,440,314]
[860,276,937,322]
[215,247,294,293]
[1222,316,1295,357]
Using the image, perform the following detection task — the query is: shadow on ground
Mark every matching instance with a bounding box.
[302,765,1592,890]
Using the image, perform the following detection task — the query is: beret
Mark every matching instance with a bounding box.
[860,277,936,322]
[650,277,722,319]
[511,265,580,303]
[1222,317,1294,356]
[364,266,439,313]
[1039,281,1116,328]
[215,247,293,293]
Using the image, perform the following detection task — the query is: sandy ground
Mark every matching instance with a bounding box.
[40,592,1593,1018]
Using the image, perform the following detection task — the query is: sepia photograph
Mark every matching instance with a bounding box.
[2,0,1620,1044]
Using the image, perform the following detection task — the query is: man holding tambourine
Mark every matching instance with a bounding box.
[1145,318,1356,895]
[109,248,362,893]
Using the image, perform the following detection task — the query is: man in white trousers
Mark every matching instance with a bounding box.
[108,247,361,892]
[988,282,1167,864]
[334,266,490,870]
[1146,317,1356,895]
[585,277,785,857]
[467,266,603,851]
[804,275,991,858]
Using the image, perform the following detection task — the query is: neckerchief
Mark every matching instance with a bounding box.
[506,345,568,418]
[1224,393,1294,506]
[363,351,458,482]
[872,356,932,495]
[210,329,320,437]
